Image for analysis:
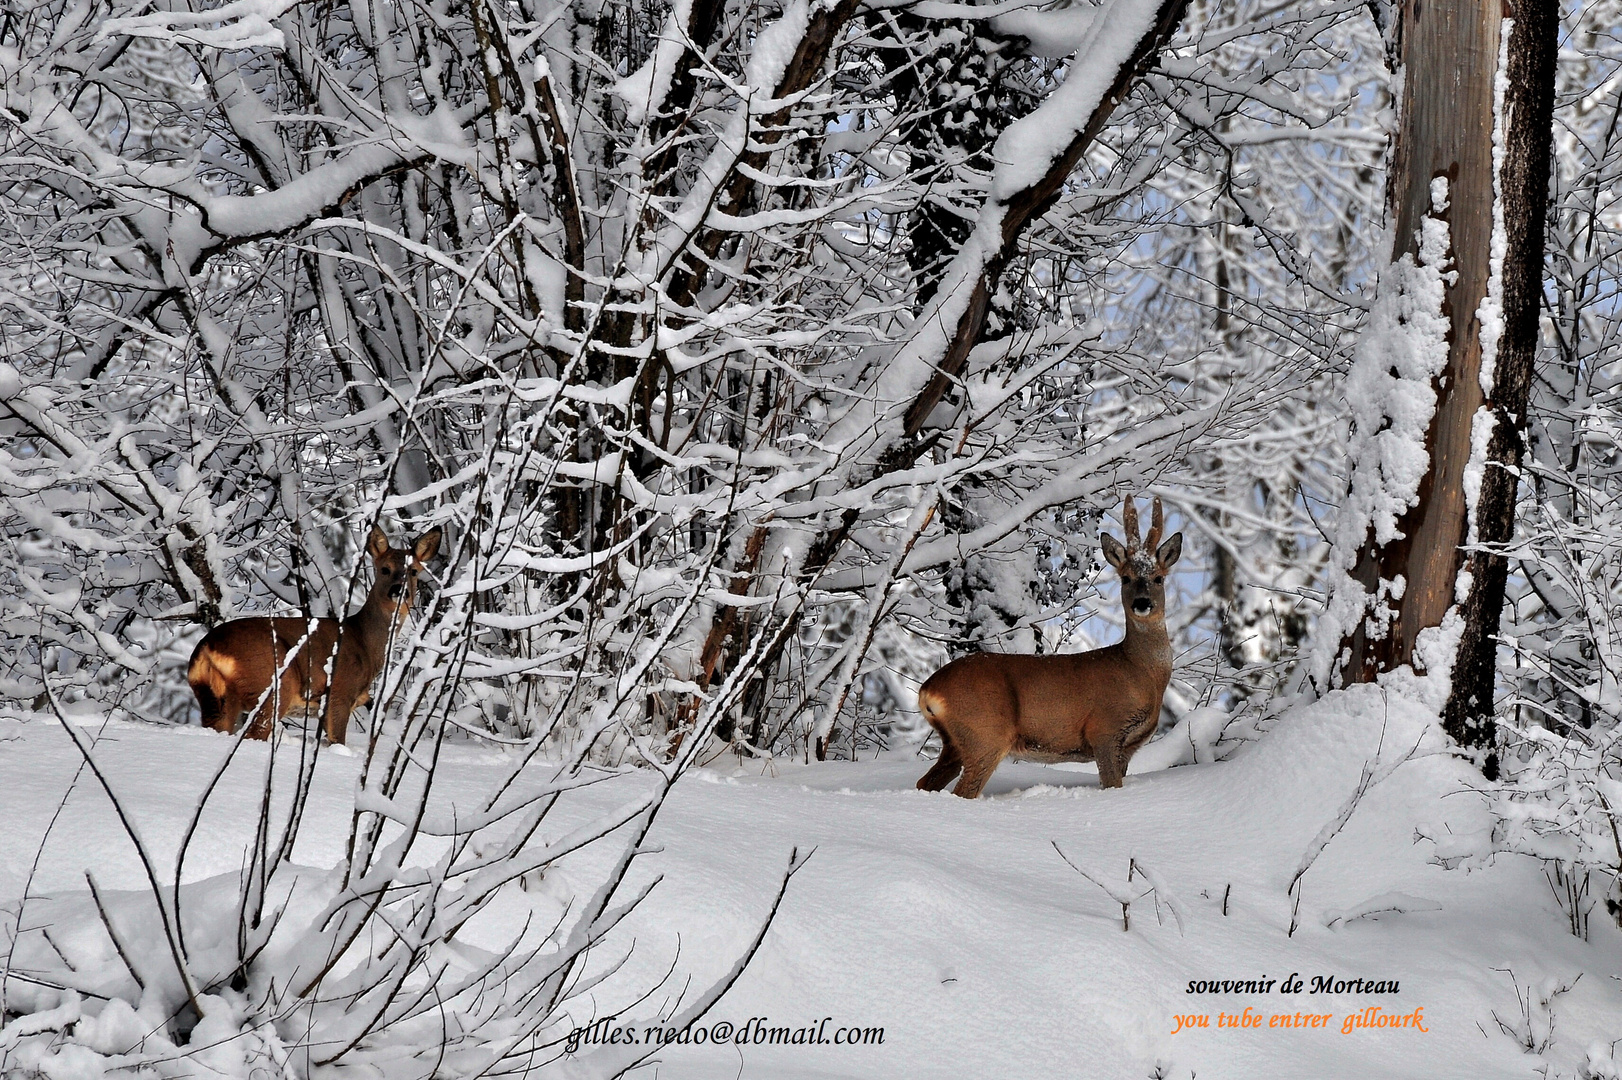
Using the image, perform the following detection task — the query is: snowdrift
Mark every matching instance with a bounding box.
[2,686,1619,1078]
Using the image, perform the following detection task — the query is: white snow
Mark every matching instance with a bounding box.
[1476,17,1514,397]
[3,685,1619,1078]
[988,0,1169,200]
[992,4,1104,59]
[613,0,695,129]
[1316,180,1456,688]
[1463,404,1497,548]
[99,0,301,51]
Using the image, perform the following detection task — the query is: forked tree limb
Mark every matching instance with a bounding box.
[802,0,1195,583]
[663,0,865,311]
[897,0,1196,443]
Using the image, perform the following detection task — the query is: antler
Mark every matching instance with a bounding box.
[1145,496,1164,554]
[1122,496,1141,554]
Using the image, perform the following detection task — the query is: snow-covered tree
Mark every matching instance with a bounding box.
[0,0,1385,762]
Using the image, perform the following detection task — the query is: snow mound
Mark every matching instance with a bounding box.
[1,687,1618,1079]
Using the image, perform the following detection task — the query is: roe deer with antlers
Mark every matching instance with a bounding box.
[916,497,1182,798]
[187,525,441,745]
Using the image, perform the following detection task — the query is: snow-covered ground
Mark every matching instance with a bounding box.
[3,686,1619,1078]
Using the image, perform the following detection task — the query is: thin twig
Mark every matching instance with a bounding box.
[41,666,201,1018]
[85,871,145,991]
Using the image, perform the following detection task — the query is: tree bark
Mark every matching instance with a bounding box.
[1340,0,1500,681]
[1441,2,1559,773]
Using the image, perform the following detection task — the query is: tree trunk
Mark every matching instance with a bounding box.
[1340,0,1500,680]
[1441,3,1559,773]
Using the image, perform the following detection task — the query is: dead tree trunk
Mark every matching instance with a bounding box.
[1340,0,1500,680]
[1441,4,1559,773]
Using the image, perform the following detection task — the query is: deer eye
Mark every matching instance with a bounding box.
[1154,575,1163,584]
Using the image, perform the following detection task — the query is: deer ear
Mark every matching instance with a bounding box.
[414,527,442,563]
[367,525,390,560]
[1156,531,1183,569]
[1100,532,1128,571]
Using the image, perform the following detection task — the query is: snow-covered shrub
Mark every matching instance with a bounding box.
[1491,970,1579,1056]
[1419,701,1621,941]
[1587,1038,1622,1080]
[1487,722,1622,938]
[1,650,793,1077]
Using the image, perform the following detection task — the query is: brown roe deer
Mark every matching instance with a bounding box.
[916,496,1182,798]
[187,526,441,745]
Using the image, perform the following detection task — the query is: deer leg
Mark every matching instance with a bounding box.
[1096,733,1128,789]
[196,688,234,733]
[916,730,963,792]
[325,702,351,747]
[244,701,276,741]
[324,650,365,746]
[324,678,360,746]
[194,681,227,732]
[245,673,297,741]
[1099,707,1154,789]
[950,737,1008,800]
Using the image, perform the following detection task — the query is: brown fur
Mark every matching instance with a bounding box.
[917,497,1182,798]
[188,526,441,745]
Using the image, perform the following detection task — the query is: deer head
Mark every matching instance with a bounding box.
[366,524,442,617]
[1099,496,1183,623]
